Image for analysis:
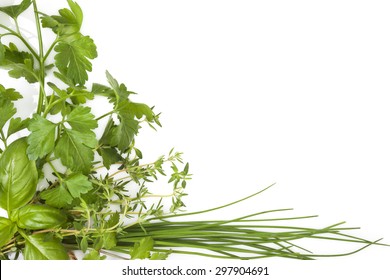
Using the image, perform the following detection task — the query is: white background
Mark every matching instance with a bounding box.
[1,0,390,278]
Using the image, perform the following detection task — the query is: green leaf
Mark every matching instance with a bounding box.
[0,40,4,63]
[102,232,116,250]
[83,249,106,260]
[80,236,88,253]
[40,184,73,208]
[91,83,113,97]
[54,34,97,86]
[11,204,67,230]
[54,128,97,174]
[27,114,57,160]
[0,138,38,213]
[103,213,119,249]
[0,43,38,83]
[0,217,17,248]
[0,97,16,131]
[130,237,154,259]
[66,106,97,131]
[0,0,32,19]
[111,103,140,151]
[41,0,83,35]
[65,173,92,198]
[7,117,29,137]
[106,71,133,102]
[98,147,122,169]
[23,233,69,260]
[0,86,23,101]
[48,82,68,99]
[150,252,170,260]
[66,0,83,27]
[126,102,155,121]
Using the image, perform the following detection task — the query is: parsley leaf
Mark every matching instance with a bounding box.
[112,105,139,152]
[41,0,82,35]
[65,173,92,198]
[106,71,134,102]
[54,34,97,86]
[0,0,32,20]
[40,184,73,208]
[98,147,122,169]
[7,117,30,137]
[66,106,98,131]
[150,252,170,260]
[27,114,57,160]
[0,43,38,83]
[0,85,23,101]
[54,128,97,174]
[40,173,91,208]
[0,40,5,63]
[0,98,16,131]
[130,237,154,259]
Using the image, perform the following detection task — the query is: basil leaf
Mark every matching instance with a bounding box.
[0,138,38,213]
[0,217,17,248]
[23,233,69,260]
[11,204,67,230]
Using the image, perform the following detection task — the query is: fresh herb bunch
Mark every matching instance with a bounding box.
[0,0,386,260]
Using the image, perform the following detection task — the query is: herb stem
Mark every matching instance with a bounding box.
[32,0,46,115]
[14,18,21,35]
[43,37,59,63]
[95,110,114,121]
[48,161,62,181]
[0,24,40,60]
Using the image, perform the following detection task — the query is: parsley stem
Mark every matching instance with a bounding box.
[95,110,114,121]
[0,24,39,60]
[43,37,59,63]
[48,161,63,181]
[32,0,46,115]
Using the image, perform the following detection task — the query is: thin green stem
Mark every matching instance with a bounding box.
[0,24,40,60]
[32,0,46,115]
[95,110,115,121]
[14,18,21,35]
[48,161,63,181]
[43,37,59,63]
[147,183,276,221]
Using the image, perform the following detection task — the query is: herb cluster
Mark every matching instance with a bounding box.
[0,0,190,260]
[0,0,386,260]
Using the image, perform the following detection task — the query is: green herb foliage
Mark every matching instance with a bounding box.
[0,0,386,260]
